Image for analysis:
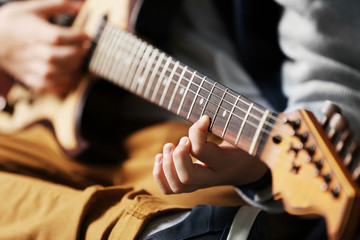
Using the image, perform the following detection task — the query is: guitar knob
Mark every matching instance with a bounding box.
[327,113,348,140]
[320,100,341,128]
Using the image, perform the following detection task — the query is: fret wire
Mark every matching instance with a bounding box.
[94,25,113,78]
[92,23,288,137]
[97,36,278,140]
[168,66,188,111]
[102,26,122,80]
[177,64,279,123]
[222,95,240,138]
[249,110,271,155]
[209,88,228,131]
[90,23,112,76]
[99,27,270,123]
[151,57,172,102]
[136,48,159,95]
[177,71,196,116]
[235,103,253,145]
[108,30,127,81]
[160,61,179,106]
[200,81,216,118]
[124,41,147,88]
[112,33,134,86]
[151,62,286,135]
[111,43,280,139]
[187,76,206,120]
[130,44,153,92]
[143,51,277,129]
[118,37,142,86]
[100,22,283,126]
[90,23,109,73]
[144,53,165,98]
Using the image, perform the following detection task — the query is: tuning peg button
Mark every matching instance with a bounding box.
[320,100,341,128]
[336,130,354,154]
[345,142,360,168]
[327,113,348,140]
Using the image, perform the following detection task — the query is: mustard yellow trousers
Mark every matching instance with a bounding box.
[0,121,244,239]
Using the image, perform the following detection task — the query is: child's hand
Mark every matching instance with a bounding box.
[153,115,269,194]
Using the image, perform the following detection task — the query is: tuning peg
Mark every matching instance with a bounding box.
[320,100,341,128]
[327,113,348,140]
[335,130,354,154]
[345,142,360,169]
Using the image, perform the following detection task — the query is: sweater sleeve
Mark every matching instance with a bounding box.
[237,0,360,213]
[276,0,360,139]
[235,171,284,213]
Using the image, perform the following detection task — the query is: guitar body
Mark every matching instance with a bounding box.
[0,0,130,155]
[0,0,359,239]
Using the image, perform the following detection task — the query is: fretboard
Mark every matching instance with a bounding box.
[88,21,276,156]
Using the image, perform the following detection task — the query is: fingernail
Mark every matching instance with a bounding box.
[163,144,173,155]
[179,137,188,145]
[155,154,162,165]
[199,115,208,123]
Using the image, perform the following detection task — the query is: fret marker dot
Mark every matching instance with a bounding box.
[199,98,204,105]
[137,76,145,85]
[222,110,227,117]
[179,88,184,95]
[162,78,168,86]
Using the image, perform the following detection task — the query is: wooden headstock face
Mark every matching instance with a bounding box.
[259,108,360,240]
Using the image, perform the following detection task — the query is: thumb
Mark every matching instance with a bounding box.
[188,115,224,168]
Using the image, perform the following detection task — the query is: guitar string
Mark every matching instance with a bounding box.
[93,24,292,140]
[115,25,282,124]
[93,59,287,148]
[100,23,284,126]
[93,23,293,140]
[101,23,280,122]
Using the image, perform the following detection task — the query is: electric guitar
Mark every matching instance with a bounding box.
[0,0,359,239]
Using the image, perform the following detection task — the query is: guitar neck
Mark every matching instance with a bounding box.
[88,20,276,157]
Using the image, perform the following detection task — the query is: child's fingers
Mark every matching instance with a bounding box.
[153,153,173,194]
[172,137,196,186]
[162,143,186,194]
[188,115,224,168]
[188,115,209,156]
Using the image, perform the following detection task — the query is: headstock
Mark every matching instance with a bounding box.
[260,102,360,240]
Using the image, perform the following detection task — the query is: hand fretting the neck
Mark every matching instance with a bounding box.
[88,21,276,157]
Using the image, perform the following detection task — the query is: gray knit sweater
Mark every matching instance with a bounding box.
[165,0,360,213]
